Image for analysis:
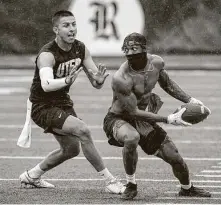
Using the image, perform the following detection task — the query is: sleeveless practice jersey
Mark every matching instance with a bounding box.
[29,39,85,106]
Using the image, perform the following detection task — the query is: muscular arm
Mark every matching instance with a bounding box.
[158,69,191,103]
[112,74,168,123]
[38,52,67,92]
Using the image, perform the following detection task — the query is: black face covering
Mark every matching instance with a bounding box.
[126,52,147,71]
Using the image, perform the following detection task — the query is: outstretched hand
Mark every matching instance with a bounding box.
[88,63,109,85]
[167,107,192,126]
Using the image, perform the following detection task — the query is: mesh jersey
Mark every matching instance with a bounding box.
[29,39,85,107]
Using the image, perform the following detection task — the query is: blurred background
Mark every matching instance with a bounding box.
[1,0,221,69]
[1,0,221,55]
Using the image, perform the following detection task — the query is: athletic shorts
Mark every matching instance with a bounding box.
[31,102,77,135]
[103,112,167,155]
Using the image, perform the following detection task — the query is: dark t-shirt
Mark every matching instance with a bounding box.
[29,39,85,107]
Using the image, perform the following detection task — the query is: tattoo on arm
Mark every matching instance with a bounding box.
[158,70,191,103]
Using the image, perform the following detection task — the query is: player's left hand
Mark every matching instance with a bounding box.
[167,107,192,126]
[188,97,203,105]
[65,58,83,85]
[88,64,109,85]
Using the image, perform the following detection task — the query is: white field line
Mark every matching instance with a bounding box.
[0,88,28,94]
[0,124,220,131]
[1,156,221,161]
[0,203,221,205]
[0,77,32,82]
[196,175,221,178]
[165,191,221,195]
[202,170,221,173]
[176,185,221,188]
[158,197,221,200]
[212,166,221,168]
[0,138,220,144]
[2,178,221,183]
[0,96,220,102]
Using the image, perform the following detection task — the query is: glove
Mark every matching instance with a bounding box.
[189,97,211,115]
[167,107,192,126]
[188,97,203,105]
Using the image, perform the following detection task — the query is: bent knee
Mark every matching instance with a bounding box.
[78,125,91,137]
[123,132,140,149]
[69,124,91,139]
[63,116,91,137]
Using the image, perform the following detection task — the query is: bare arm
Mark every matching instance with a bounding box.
[158,69,191,103]
[83,46,108,89]
[112,74,168,123]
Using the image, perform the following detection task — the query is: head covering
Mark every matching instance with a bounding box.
[122,32,147,51]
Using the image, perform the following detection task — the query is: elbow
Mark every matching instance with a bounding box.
[41,84,51,92]
[41,79,55,92]
[123,106,137,116]
[130,108,138,116]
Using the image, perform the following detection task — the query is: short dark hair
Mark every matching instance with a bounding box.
[52,10,74,26]
[122,32,147,51]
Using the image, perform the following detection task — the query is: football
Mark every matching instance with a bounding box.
[175,103,211,124]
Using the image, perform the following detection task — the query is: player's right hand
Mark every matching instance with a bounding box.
[65,58,83,85]
[188,97,204,106]
[167,107,192,126]
[87,63,109,85]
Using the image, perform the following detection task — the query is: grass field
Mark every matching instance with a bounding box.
[0,69,220,204]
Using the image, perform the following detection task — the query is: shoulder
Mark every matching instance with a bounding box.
[37,41,56,61]
[39,41,56,53]
[74,39,85,50]
[37,52,55,68]
[75,39,85,45]
[148,54,165,71]
[38,52,54,60]
[74,39,86,59]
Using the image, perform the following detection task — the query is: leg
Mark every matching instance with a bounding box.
[115,123,140,176]
[56,115,106,172]
[54,115,125,194]
[113,120,139,199]
[156,136,190,185]
[23,106,124,193]
[19,134,80,188]
[156,136,211,197]
[38,134,80,171]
